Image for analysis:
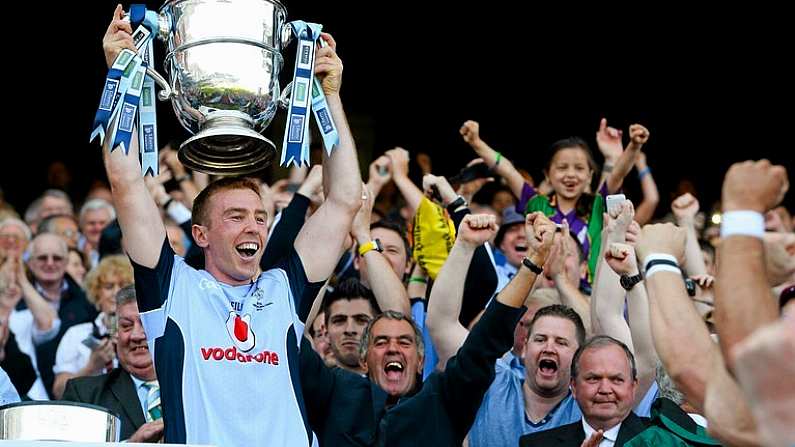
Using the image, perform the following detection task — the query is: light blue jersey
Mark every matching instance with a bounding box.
[134,241,315,446]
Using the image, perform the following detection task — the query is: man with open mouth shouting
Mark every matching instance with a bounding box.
[467,303,586,447]
[100,8,362,446]
[301,212,559,446]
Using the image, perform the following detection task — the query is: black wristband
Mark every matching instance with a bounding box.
[174,174,191,183]
[162,198,174,209]
[643,258,680,273]
[446,196,468,213]
[522,257,544,275]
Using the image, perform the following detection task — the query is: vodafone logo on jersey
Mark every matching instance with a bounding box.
[199,311,280,366]
[200,345,280,366]
[225,311,256,352]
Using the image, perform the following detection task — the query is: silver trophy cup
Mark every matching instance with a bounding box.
[142,0,295,175]
[0,402,121,441]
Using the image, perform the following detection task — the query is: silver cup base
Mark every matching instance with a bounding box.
[178,120,277,176]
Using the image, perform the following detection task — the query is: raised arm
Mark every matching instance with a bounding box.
[595,118,625,188]
[294,33,363,283]
[351,186,410,316]
[671,193,707,277]
[632,152,659,226]
[425,215,492,367]
[731,315,795,447]
[589,200,634,348]
[365,155,393,200]
[16,260,57,332]
[424,173,498,326]
[714,160,788,366]
[605,124,650,194]
[545,221,591,332]
[100,6,166,268]
[261,166,321,274]
[460,120,526,200]
[495,212,557,308]
[634,223,716,411]
[386,147,423,216]
[603,241,657,406]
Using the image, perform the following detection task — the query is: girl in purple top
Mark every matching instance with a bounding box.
[460,119,650,283]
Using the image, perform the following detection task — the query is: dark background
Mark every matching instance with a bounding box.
[3,2,792,216]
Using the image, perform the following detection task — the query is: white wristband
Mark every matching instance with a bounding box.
[643,253,681,279]
[646,264,682,279]
[642,253,678,272]
[720,210,764,239]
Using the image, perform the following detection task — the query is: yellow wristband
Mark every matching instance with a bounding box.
[358,239,383,256]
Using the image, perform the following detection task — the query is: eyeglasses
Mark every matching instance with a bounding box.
[33,254,65,263]
[58,229,78,238]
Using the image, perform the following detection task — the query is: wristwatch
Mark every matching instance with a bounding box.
[620,272,643,291]
[358,239,384,256]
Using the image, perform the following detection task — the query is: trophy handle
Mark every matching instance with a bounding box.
[278,82,292,110]
[146,66,174,101]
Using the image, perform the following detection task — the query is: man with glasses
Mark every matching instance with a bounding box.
[24,233,95,398]
[37,214,81,250]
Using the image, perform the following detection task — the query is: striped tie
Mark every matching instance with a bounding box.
[143,381,162,422]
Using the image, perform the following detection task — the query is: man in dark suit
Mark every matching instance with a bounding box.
[62,286,162,443]
[521,336,647,447]
[303,213,558,446]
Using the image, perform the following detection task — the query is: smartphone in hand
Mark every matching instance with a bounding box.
[606,194,626,216]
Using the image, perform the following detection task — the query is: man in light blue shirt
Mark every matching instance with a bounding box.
[469,305,586,446]
[470,304,659,447]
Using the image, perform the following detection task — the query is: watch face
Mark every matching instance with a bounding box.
[621,274,638,290]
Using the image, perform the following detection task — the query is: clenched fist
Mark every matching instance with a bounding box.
[722,160,789,213]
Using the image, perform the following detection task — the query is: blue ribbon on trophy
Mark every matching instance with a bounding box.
[111,62,146,155]
[138,10,161,176]
[90,49,136,145]
[91,4,160,175]
[281,21,339,167]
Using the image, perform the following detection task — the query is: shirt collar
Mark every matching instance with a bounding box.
[130,374,146,390]
[130,374,158,390]
[35,280,68,310]
[34,279,68,295]
[582,418,622,444]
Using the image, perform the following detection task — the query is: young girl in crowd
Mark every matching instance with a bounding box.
[460,119,649,282]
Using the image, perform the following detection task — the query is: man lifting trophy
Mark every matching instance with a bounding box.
[92,0,339,175]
